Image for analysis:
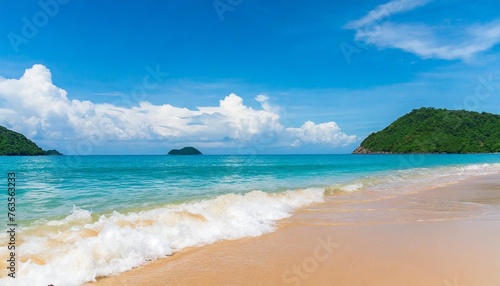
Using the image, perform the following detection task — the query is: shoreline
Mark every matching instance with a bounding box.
[90,174,500,286]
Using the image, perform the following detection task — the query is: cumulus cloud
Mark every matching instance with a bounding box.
[345,0,500,61]
[0,65,356,151]
[287,121,357,147]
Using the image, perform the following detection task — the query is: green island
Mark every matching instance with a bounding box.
[0,125,62,156]
[353,107,500,154]
[168,147,202,155]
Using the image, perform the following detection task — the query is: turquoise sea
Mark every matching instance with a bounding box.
[1,154,499,285]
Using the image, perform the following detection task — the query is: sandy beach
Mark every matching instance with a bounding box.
[91,174,500,286]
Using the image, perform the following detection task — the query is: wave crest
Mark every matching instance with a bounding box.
[0,188,324,286]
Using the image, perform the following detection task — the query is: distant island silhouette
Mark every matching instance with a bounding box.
[168,147,202,155]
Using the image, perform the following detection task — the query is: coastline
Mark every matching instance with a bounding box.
[352,145,500,154]
[90,174,500,286]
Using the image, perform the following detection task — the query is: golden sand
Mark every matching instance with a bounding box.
[90,175,500,286]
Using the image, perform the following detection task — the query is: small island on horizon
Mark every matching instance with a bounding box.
[168,147,202,155]
[353,107,500,154]
[0,125,62,156]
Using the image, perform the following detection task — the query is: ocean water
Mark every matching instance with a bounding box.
[0,154,499,285]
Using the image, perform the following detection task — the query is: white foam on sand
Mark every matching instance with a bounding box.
[0,188,324,286]
[0,163,498,286]
[325,163,500,195]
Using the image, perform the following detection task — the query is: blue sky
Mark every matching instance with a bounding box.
[0,0,499,154]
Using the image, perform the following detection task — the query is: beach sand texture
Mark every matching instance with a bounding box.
[91,175,500,286]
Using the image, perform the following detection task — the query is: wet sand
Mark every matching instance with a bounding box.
[90,175,500,286]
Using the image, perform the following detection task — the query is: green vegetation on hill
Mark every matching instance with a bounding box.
[354,108,500,154]
[168,147,202,155]
[0,125,62,156]
[44,149,63,156]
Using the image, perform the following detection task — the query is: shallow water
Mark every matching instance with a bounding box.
[0,154,498,285]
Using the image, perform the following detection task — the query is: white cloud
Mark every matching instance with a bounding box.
[255,94,281,114]
[0,65,356,151]
[287,121,357,147]
[345,0,500,61]
[344,0,431,29]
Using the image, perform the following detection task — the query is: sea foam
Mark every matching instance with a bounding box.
[324,163,500,195]
[0,163,498,285]
[0,188,324,286]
